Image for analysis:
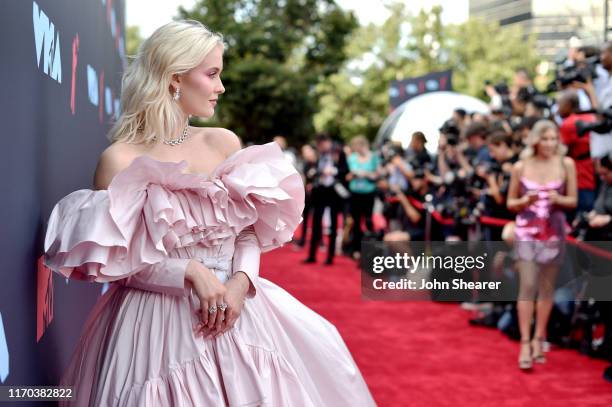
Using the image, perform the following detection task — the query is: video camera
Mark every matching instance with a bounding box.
[548,55,600,92]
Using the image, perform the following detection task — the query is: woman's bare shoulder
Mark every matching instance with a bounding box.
[562,155,575,169]
[93,142,141,190]
[200,127,242,158]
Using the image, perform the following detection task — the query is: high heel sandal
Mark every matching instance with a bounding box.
[518,339,533,370]
[531,337,547,364]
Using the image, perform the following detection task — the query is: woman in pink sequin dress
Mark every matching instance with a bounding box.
[507,119,577,371]
[43,20,375,406]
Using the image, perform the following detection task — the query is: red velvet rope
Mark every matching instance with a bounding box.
[384,195,612,259]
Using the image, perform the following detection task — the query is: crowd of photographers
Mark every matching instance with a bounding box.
[280,39,612,380]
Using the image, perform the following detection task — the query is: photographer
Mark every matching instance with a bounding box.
[581,154,612,384]
[303,134,348,265]
[295,143,318,247]
[433,121,477,239]
[384,168,432,242]
[377,140,410,233]
[571,45,600,109]
[452,108,469,131]
[591,41,612,159]
[405,131,432,169]
[550,41,599,113]
[587,153,612,239]
[436,120,471,179]
[478,131,518,239]
[558,89,597,214]
[462,122,492,168]
[486,68,537,121]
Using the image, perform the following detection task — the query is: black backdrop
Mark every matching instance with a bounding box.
[0,0,125,390]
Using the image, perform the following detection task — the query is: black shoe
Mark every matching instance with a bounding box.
[302,257,316,264]
[324,258,334,265]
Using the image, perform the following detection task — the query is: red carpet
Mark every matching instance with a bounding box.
[261,243,612,407]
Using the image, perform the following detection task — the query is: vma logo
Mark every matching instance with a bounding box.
[33,1,62,83]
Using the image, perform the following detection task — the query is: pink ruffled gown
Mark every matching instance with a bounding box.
[44,142,376,406]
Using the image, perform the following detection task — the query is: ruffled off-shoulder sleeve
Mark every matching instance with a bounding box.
[211,142,305,253]
[43,141,305,294]
[44,189,136,281]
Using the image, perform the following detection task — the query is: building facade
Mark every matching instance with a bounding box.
[469,0,608,61]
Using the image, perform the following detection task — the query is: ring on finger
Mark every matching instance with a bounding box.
[208,305,218,314]
[218,303,228,312]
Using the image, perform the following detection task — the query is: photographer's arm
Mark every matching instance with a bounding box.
[425,168,442,186]
[392,187,422,224]
[437,150,451,178]
[456,148,474,173]
[487,173,505,205]
[391,156,414,180]
[574,80,598,109]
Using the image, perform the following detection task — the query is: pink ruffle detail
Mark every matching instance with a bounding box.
[44,142,304,281]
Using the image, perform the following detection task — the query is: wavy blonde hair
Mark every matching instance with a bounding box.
[519,119,567,159]
[109,20,224,144]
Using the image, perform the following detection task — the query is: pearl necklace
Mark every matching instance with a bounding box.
[152,121,190,146]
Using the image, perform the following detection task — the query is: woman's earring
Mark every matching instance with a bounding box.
[173,87,181,101]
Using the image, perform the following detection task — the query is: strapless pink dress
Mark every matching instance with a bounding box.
[514,177,569,264]
[44,142,376,406]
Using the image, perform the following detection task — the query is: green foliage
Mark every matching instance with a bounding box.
[125,25,143,60]
[178,0,358,145]
[314,3,539,143]
[447,17,539,98]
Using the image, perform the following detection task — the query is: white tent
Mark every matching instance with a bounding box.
[377,91,490,153]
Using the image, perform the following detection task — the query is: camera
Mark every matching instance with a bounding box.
[379,140,405,166]
[439,119,460,146]
[516,85,551,109]
[576,107,612,137]
[484,80,513,117]
[412,168,426,179]
[484,80,509,95]
[548,55,600,92]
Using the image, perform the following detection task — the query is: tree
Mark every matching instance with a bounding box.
[178,0,358,145]
[125,25,143,61]
[314,3,539,142]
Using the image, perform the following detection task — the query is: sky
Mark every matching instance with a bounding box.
[126,0,469,38]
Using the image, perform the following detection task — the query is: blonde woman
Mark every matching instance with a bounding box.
[507,119,577,370]
[43,20,375,406]
[346,135,380,258]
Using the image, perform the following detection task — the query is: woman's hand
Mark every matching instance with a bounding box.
[186,259,227,334]
[524,191,539,206]
[195,271,250,338]
[547,190,560,205]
